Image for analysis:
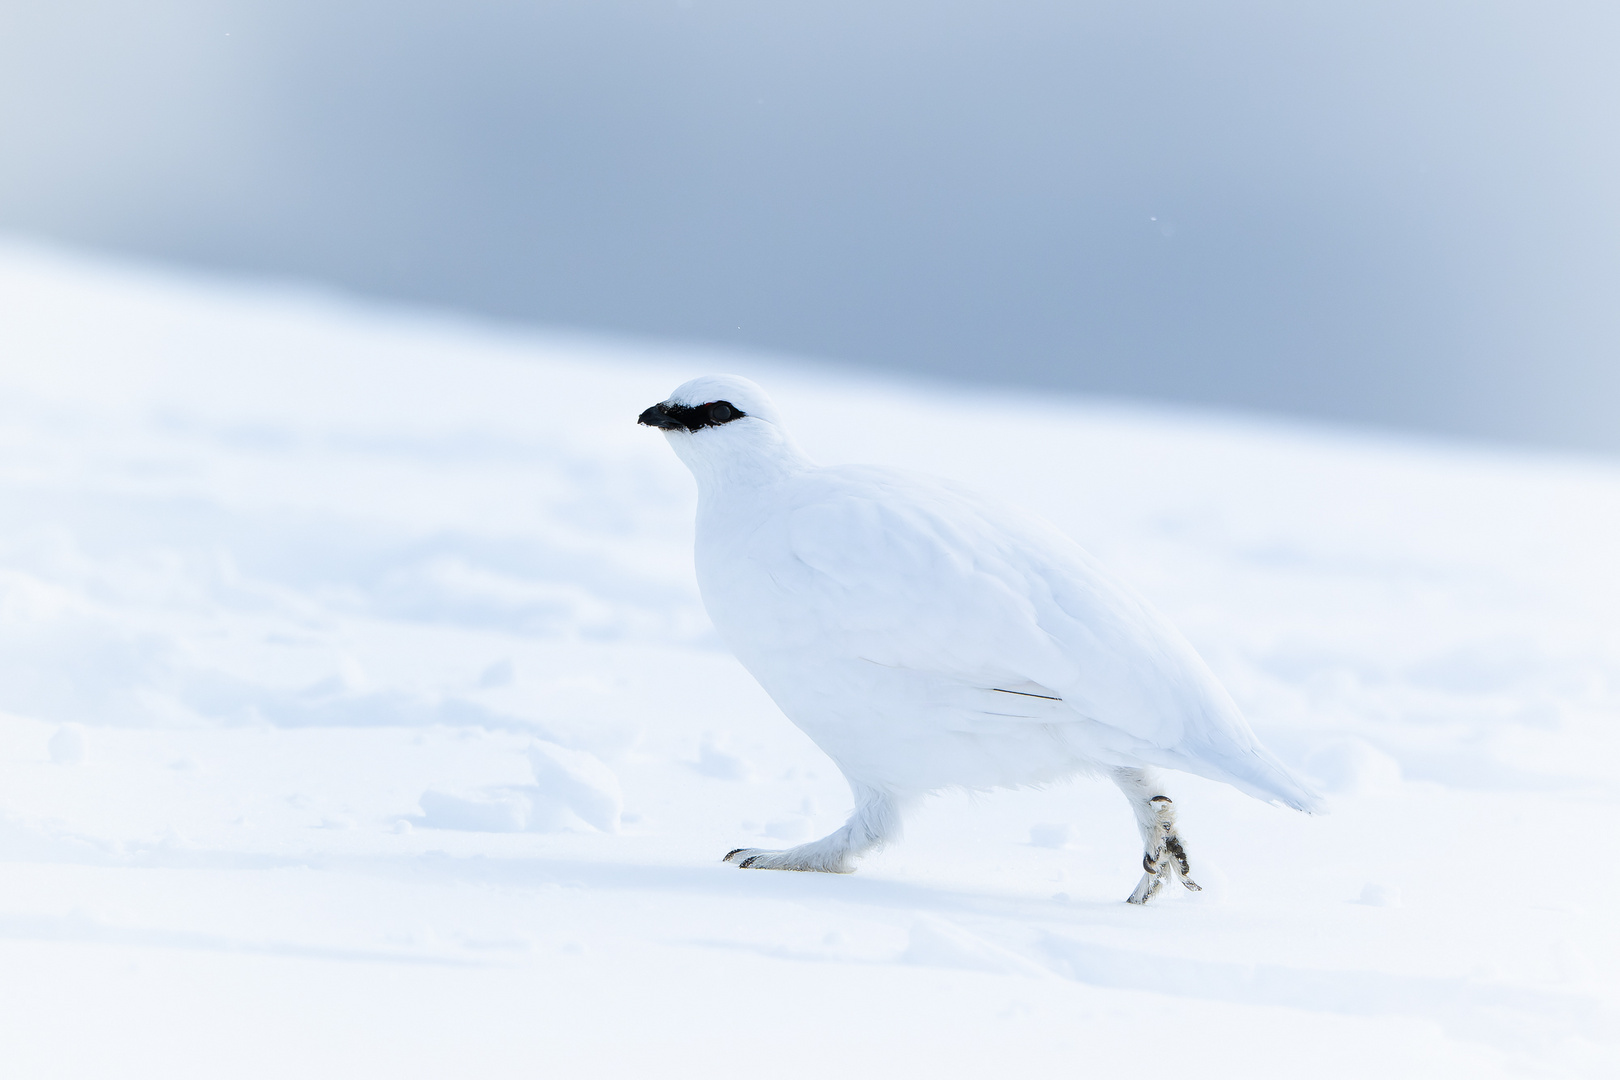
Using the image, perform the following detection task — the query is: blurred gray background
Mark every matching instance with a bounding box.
[2,1,1617,451]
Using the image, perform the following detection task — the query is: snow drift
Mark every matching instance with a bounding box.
[0,240,1615,1077]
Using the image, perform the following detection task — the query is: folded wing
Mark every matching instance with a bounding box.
[784,467,1319,810]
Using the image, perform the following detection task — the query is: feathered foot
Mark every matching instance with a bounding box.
[1125,794,1202,904]
[722,845,853,872]
[723,786,901,874]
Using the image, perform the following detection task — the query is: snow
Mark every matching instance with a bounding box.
[0,239,1616,1076]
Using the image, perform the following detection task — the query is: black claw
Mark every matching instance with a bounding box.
[1164,836,1192,876]
[723,848,746,861]
[1150,795,1172,803]
[739,855,760,868]
[1142,852,1156,873]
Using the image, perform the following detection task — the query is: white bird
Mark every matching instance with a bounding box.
[640,374,1320,903]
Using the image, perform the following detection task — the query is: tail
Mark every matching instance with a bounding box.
[1217,742,1325,813]
[1133,733,1325,813]
[1166,731,1328,816]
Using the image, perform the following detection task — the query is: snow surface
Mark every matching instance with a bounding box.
[0,241,1616,1077]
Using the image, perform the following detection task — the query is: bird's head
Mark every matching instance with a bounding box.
[638,374,808,484]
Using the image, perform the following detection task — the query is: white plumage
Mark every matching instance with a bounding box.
[640,374,1319,903]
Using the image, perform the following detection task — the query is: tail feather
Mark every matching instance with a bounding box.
[1220,743,1325,813]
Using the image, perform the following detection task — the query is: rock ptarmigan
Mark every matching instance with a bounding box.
[640,374,1320,903]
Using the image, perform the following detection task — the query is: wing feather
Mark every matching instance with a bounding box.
[783,469,1255,758]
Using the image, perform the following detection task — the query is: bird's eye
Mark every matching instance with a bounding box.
[708,402,733,423]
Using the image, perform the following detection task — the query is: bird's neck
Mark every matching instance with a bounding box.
[670,420,815,493]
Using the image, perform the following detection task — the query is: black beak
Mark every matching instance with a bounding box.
[638,402,689,431]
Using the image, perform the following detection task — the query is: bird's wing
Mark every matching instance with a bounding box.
[783,470,1256,757]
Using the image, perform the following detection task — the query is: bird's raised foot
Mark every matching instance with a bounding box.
[1125,796,1201,904]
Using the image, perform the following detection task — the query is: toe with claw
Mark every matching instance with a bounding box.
[723,847,776,869]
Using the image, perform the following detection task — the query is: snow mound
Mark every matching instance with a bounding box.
[418,742,621,833]
[525,741,622,833]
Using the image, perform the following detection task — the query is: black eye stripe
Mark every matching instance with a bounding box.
[638,399,747,431]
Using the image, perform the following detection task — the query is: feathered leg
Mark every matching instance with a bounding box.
[723,783,901,873]
[1111,766,1202,904]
